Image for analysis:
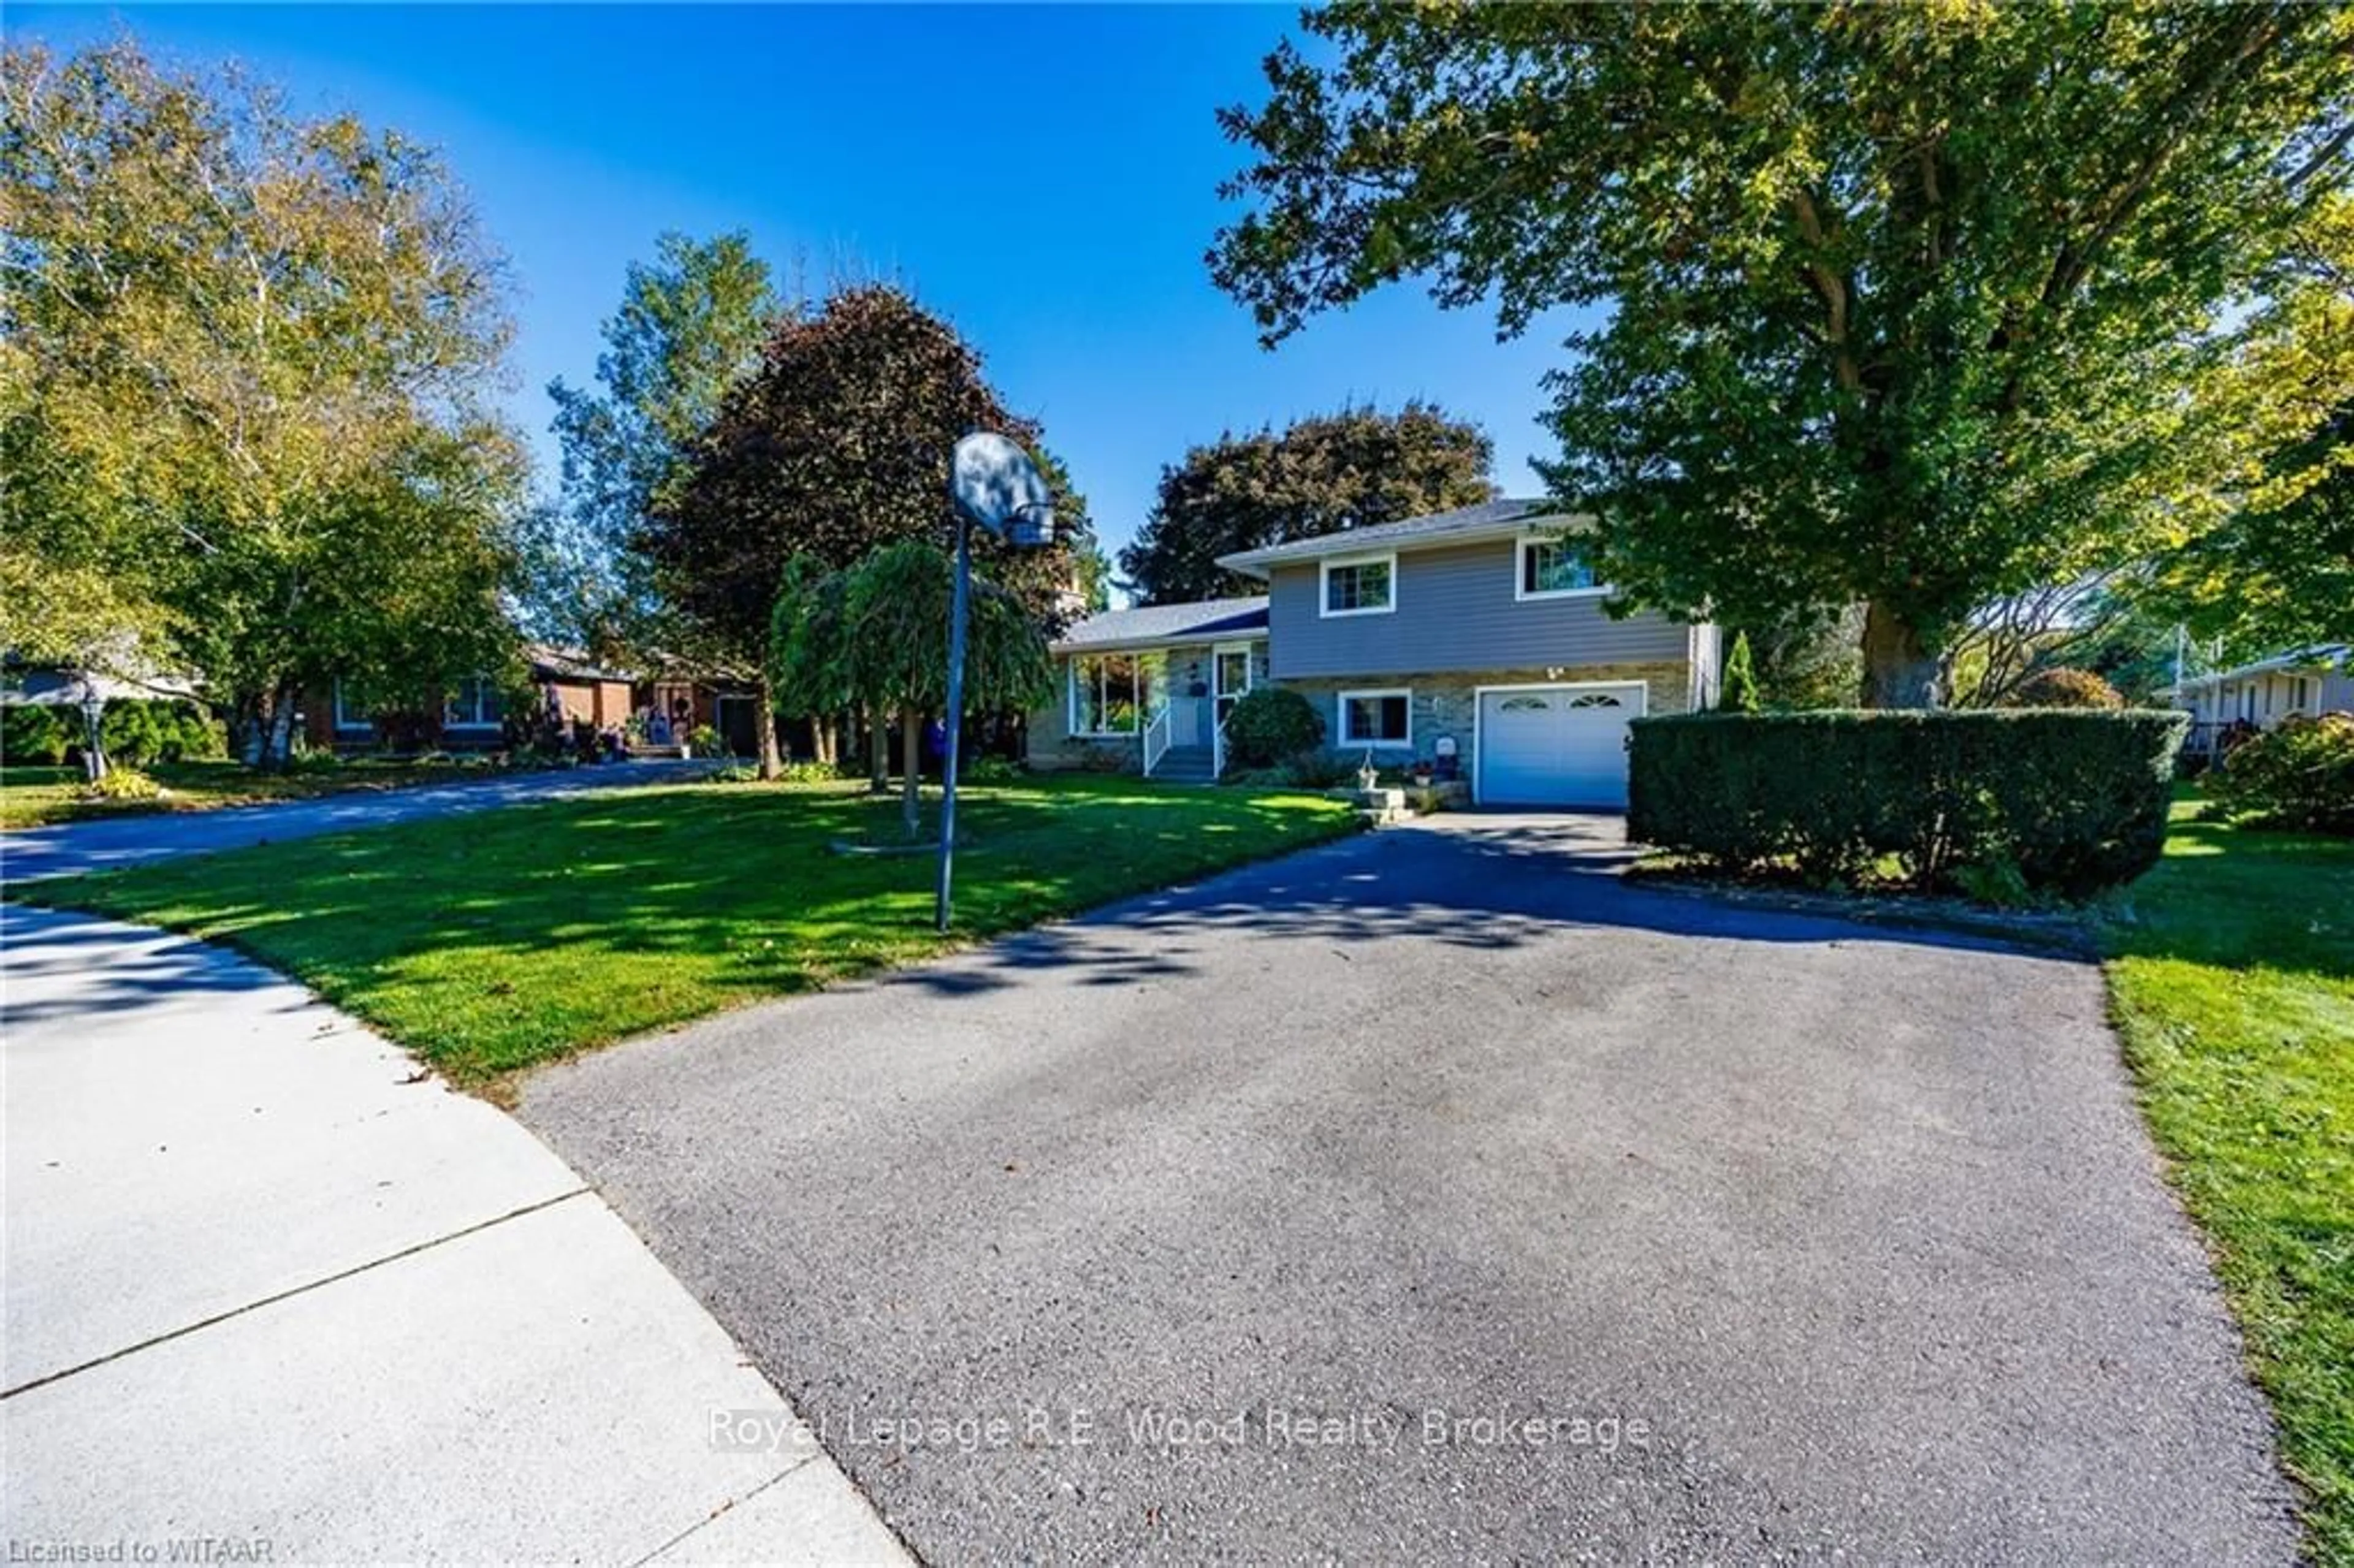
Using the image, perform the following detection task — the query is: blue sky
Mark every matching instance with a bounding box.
[13,5,1590,566]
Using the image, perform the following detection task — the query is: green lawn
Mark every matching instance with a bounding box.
[2100,794,2353,1561]
[0,758,523,830]
[18,775,1357,1087]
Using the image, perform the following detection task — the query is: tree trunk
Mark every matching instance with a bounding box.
[812,712,837,767]
[255,681,300,771]
[900,707,923,840]
[1861,601,1943,709]
[234,693,266,767]
[755,674,782,780]
[868,708,888,793]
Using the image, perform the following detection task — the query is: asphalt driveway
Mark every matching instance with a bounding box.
[520,813,2298,1562]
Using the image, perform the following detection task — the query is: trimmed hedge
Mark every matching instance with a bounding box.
[1627,709,2187,896]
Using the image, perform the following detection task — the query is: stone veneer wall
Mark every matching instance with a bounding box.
[1028,647,1675,777]
[1278,661,1692,769]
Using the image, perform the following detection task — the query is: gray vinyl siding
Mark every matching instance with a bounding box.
[1265,541,1690,680]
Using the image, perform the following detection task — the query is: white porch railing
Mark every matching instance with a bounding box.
[1143,703,1173,778]
[1211,712,1230,782]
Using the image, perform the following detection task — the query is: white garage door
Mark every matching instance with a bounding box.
[1477,683,1645,807]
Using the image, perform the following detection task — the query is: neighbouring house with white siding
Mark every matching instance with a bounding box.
[1027,499,1721,808]
[2159,643,2353,757]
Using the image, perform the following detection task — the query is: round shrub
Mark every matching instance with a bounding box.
[92,698,224,764]
[2212,712,2354,835]
[99,699,164,764]
[1222,687,1324,772]
[2005,668,2124,710]
[2,704,70,766]
[173,707,230,761]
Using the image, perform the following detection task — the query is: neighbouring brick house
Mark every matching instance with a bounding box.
[1027,499,1723,808]
[302,645,761,755]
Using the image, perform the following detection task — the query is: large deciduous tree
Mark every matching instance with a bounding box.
[2146,189,2354,653]
[1117,401,1495,604]
[530,231,779,653]
[1211,4,2353,705]
[2,39,525,766]
[650,284,1092,776]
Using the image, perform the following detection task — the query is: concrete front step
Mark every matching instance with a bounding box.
[1149,747,1217,785]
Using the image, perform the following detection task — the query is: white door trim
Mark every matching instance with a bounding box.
[1471,680,1648,807]
[1211,641,1256,778]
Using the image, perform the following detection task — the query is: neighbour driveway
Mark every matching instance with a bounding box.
[1,903,904,1564]
[523,813,2298,1563]
[1,759,706,883]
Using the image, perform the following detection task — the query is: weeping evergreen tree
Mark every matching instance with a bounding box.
[809,541,1054,839]
[768,552,850,742]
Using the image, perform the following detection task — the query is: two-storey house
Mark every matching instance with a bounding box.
[1026,499,1721,807]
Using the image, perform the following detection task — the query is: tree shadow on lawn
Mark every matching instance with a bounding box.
[20,785,2124,1078]
[13,782,1361,1076]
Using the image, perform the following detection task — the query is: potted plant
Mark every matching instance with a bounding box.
[1407,756,1434,787]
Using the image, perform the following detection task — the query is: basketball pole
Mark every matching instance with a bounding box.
[935,506,973,934]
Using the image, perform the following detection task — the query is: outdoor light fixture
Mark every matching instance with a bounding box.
[939,432,1057,932]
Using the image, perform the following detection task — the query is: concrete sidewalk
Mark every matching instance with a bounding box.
[0,903,907,1565]
[1,759,709,883]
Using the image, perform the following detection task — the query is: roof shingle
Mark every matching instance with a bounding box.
[1052,597,1269,652]
[1215,497,1573,576]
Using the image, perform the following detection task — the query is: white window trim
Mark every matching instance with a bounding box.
[1336,687,1414,748]
[331,677,371,732]
[1319,552,1398,618]
[1514,534,1609,602]
[1067,653,1145,738]
[444,675,501,731]
[1212,641,1256,698]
